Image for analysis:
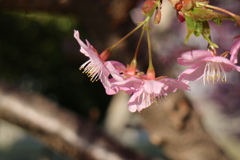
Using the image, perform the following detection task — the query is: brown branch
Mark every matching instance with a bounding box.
[0,81,154,160]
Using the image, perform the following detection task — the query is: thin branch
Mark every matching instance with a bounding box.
[0,81,154,160]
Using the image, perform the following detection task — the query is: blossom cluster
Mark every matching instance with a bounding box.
[74,30,189,112]
[73,0,240,112]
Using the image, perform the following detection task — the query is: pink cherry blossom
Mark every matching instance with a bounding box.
[102,61,189,112]
[127,77,190,112]
[74,30,124,94]
[74,30,107,81]
[178,48,240,85]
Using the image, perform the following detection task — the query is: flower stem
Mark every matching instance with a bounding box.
[146,25,156,79]
[108,16,150,51]
[133,27,145,60]
[197,3,239,20]
[128,27,146,74]
[146,25,153,68]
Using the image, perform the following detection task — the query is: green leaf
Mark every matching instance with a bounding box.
[183,7,223,47]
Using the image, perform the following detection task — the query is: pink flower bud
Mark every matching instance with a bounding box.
[177,11,185,23]
[154,8,161,24]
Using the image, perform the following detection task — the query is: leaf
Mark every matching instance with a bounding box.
[184,16,194,44]
[183,7,222,47]
[184,8,229,22]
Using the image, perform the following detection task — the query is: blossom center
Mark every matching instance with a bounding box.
[80,60,102,82]
[203,62,226,85]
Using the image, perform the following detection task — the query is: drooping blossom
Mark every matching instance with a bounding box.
[74,30,124,94]
[102,59,189,112]
[178,39,240,85]
[127,77,190,112]
[110,72,190,112]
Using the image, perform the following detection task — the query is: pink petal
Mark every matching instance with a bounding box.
[143,80,164,95]
[128,89,143,112]
[112,77,143,94]
[105,61,143,94]
[127,80,167,112]
[230,38,240,64]
[203,56,240,72]
[161,78,190,92]
[178,64,206,83]
[131,90,152,113]
[178,50,212,66]
[105,61,127,82]
[74,30,90,57]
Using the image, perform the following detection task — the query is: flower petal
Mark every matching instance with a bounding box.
[112,77,143,94]
[203,56,240,72]
[230,38,240,64]
[128,89,143,112]
[177,50,212,66]
[143,80,164,95]
[161,78,190,92]
[105,61,143,94]
[178,64,206,83]
[74,30,90,57]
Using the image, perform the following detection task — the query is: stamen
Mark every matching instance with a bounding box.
[215,63,221,81]
[80,60,91,70]
[203,62,227,85]
[203,63,208,85]
[80,60,102,82]
[219,64,227,82]
[144,92,164,107]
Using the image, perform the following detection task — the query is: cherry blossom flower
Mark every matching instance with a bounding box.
[127,77,190,112]
[74,30,124,94]
[102,60,189,112]
[178,44,240,85]
[74,30,146,96]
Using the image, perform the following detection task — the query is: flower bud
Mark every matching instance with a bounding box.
[142,0,156,15]
[177,11,185,23]
[154,7,161,24]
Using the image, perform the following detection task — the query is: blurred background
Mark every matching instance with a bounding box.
[0,0,240,160]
